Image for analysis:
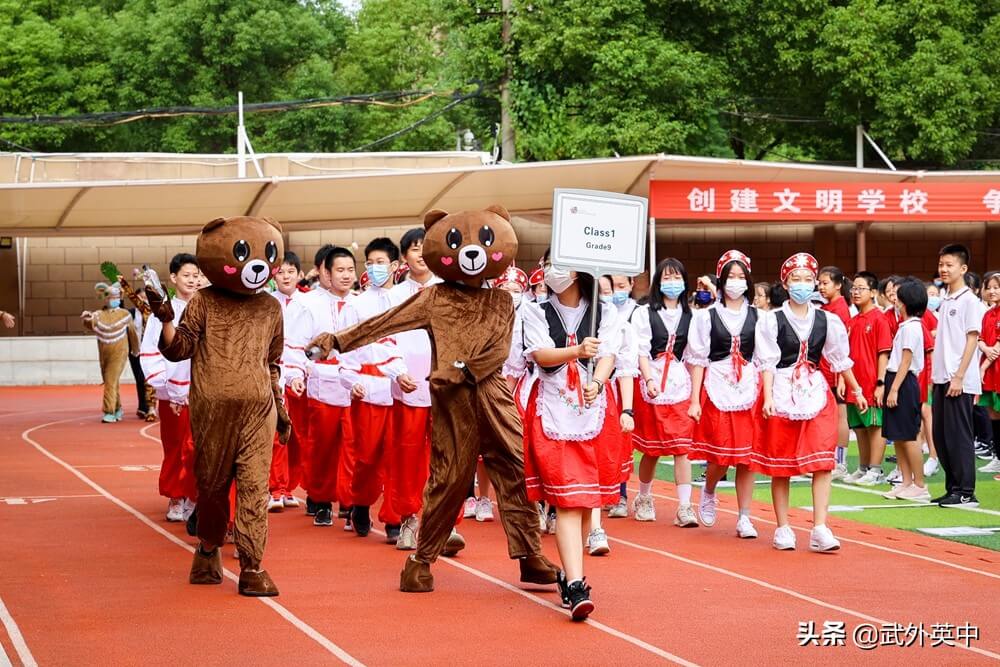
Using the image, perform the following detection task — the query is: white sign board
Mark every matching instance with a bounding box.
[551,189,648,277]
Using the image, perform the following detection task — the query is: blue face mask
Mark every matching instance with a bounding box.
[927,295,941,312]
[660,280,684,300]
[788,283,815,305]
[599,294,613,305]
[611,290,630,306]
[366,264,390,287]
[694,290,712,306]
[536,294,549,303]
[109,299,121,308]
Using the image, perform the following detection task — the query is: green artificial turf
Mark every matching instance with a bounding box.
[642,441,1000,552]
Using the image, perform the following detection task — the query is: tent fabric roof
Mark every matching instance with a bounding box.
[1,152,996,236]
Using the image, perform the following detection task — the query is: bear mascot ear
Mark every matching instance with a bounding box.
[485,204,511,222]
[202,217,227,234]
[261,216,283,233]
[423,209,449,230]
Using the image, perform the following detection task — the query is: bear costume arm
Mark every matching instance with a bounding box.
[160,291,206,362]
[330,288,433,356]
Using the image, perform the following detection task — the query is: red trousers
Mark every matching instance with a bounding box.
[268,390,308,497]
[157,400,197,501]
[391,404,431,519]
[307,401,353,505]
[350,401,398,524]
[268,433,289,497]
[284,388,309,493]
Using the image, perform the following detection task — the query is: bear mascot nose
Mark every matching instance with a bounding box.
[464,248,482,261]
[251,262,265,275]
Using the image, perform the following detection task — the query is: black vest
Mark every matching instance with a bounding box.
[774,310,827,369]
[649,308,691,359]
[708,306,757,362]
[539,301,602,375]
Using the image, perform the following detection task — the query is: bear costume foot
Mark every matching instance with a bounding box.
[238,569,279,597]
[399,555,434,592]
[189,546,223,585]
[519,554,560,585]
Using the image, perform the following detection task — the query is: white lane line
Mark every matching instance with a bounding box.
[830,482,1000,518]
[606,534,1000,662]
[21,418,365,667]
[0,494,102,500]
[0,641,11,667]
[0,595,37,667]
[74,465,161,469]
[368,528,699,666]
[629,485,1000,581]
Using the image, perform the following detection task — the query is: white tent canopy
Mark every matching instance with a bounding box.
[1,152,997,237]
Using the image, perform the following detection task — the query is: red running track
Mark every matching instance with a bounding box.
[0,386,998,665]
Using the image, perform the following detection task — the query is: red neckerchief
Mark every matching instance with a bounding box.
[655,333,677,392]
[730,335,748,382]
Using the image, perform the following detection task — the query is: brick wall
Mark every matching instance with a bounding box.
[14,220,997,335]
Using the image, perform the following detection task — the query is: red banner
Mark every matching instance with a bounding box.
[650,180,1000,222]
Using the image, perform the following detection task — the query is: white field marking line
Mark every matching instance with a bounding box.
[20,418,365,667]
[74,464,161,469]
[0,494,102,500]
[0,641,11,667]
[0,595,37,667]
[627,485,1000,581]
[138,423,159,443]
[605,534,1000,662]
[367,528,699,667]
[831,482,1000,518]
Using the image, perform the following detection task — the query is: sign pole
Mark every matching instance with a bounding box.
[588,276,600,382]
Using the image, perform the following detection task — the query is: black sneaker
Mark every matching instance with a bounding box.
[313,507,333,527]
[384,524,401,544]
[886,455,898,464]
[939,494,980,508]
[305,497,318,517]
[974,442,993,460]
[556,570,570,609]
[567,579,594,621]
[338,505,351,520]
[352,505,372,536]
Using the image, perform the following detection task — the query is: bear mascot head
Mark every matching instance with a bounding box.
[421,205,517,287]
[197,216,284,294]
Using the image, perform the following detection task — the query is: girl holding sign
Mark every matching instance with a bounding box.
[630,258,698,526]
[520,249,633,621]
[687,250,760,539]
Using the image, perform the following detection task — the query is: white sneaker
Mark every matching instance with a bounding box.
[923,458,939,477]
[608,496,628,518]
[166,498,184,522]
[842,468,867,484]
[698,493,718,527]
[538,504,547,532]
[475,496,494,522]
[855,468,886,486]
[463,496,476,518]
[772,525,796,550]
[267,496,283,512]
[397,515,418,550]
[181,498,197,521]
[282,495,300,508]
[830,463,849,480]
[886,467,902,484]
[809,525,841,552]
[897,485,931,501]
[882,484,909,499]
[633,494,656,522]
[735,514,757,539]
[587,528,610,556]
[978,457,1000,473]
[674,503,699,528]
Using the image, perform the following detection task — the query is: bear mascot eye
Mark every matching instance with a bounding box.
[233,239,251,263]
[478,225,495,247]
[264,240,278,264]
[446,227,463,249]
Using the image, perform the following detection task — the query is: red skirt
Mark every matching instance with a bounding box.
[523,383,623,509]
[633,383,693,457]
[750,393,837,477]
[688,387,754,466]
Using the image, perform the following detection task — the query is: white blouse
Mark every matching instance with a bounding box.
[684,301,751,367]
[754,302,853,374]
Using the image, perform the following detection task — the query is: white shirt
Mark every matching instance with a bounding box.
[888,317,924,376]
[931,286,984,393]
[342,283,407,406]
[685,301,751,367]
[285,288,358,406]
[754,303,853,374]
[140,297,191,403]
[386,276,442,407]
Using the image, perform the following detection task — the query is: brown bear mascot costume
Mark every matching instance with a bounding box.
[147,215,291,597]
[310,205,559,592]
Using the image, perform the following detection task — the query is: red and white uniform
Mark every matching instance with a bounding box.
[918,309,937,400]
[686,301,760,466]
[982,306,1000,394]
[267,289,305,499]
[751,302,853,476]
[385,275,442,519]
[285,288,357,507]
[140,297,196,501]
[846,307,892,406]
[346,284,408,524]
[503,301,537,415]
[631,304,694,456]
[521,298,624,508]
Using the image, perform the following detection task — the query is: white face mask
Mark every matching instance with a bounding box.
[510,291,522,308]
[545,266,575,294]
[724,278,747,300]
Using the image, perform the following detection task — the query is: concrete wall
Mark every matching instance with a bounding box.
[0,336,137,386]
